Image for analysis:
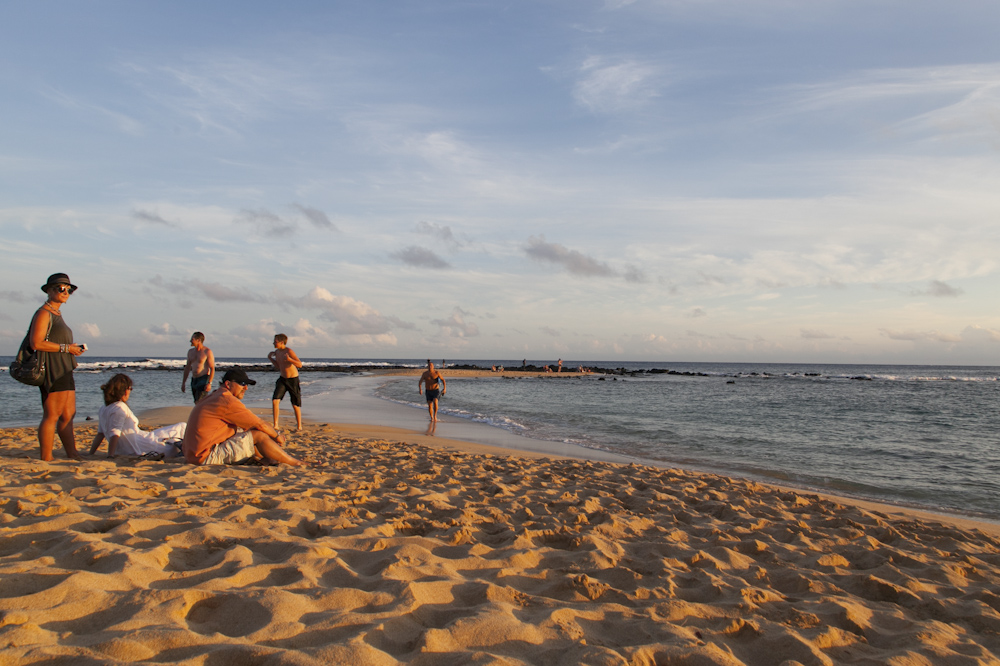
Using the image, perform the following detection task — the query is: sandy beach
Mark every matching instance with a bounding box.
[2,413,1000,665]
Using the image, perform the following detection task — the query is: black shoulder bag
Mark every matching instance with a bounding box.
[9,313,53,386]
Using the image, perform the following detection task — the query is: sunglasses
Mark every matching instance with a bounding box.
[54,286,73,294]
[233,381,249,387]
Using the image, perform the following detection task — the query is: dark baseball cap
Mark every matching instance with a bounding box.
[222,367,256,386]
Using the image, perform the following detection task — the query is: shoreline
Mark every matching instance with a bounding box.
[137,404,1000,538]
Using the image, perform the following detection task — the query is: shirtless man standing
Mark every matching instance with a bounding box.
[418,360,446,422]
[268,333,303,431]
[181,332,215,403]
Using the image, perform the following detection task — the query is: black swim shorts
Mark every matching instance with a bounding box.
[273,376,302,406]
[425,388,440,403]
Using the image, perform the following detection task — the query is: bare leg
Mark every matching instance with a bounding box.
[293,405,302,431]
[426,400,434,421]
[38,400,57,462]
[430,398,439,422]
[250,430,303,466]
[39,390,80,461]
[272,399,280,429]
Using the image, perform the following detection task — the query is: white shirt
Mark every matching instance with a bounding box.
[98,401,186,456]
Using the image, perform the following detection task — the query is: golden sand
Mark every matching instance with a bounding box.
[2,420,1000,665]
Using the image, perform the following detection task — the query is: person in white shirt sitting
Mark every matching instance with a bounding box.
[88,373,186,458]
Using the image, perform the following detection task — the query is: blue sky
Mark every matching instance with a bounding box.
[3,1,1000,363]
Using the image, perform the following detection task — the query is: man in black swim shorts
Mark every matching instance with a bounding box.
[268,333,304,430]
[418,360,446,422]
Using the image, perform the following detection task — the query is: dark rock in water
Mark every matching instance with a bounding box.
[85,416,93,420]
[727,380,735,384]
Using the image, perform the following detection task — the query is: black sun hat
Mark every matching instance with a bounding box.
[41,273,78,293]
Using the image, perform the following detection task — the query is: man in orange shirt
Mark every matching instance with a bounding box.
[181,367,303,466]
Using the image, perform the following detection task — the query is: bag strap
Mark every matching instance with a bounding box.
[28,308,55,352]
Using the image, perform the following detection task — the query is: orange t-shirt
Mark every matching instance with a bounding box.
[182,387,265,464]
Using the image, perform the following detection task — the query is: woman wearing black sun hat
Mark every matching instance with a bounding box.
[29,273,87,461]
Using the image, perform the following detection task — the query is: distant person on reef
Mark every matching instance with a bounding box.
[557,359,563,373]
[268,333,303,431]
[182,367,303,466]
[418,360,447,422]
[181,332,215,403]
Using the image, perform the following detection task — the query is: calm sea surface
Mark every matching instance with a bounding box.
[2,357,999,521]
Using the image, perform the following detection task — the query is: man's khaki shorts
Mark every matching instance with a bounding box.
[203,430,256,465]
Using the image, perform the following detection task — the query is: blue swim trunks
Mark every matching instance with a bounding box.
[191,374,211,403]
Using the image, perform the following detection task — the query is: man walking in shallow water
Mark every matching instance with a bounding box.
[418,360,446,422]
[181,332,214,403]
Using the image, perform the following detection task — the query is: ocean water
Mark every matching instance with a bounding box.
[0,356,416,429]
[373,361,1000,521]
[2,357,999,521]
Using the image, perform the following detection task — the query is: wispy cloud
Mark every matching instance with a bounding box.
[920,280,963,298]
[293,204,337,230]
[431,308,480,338]
[392,246,451,269]
[573,55,663,114]
[150,275,269,303]
[880,328,961,343]
[229,317,339,348]
[778,63,1000,146]
[39,85,144,136]
[301,286,410,337]
[139,322,185,343]
[80,323,101,338]
[146,277,414,340]
[133,209,178,227]
[236,208,297,237]
[123,54,323,136]
[524,236,617,278]
[800,328,834,339]
[623,265,648,283]
[0,291,27,303]
[416,221,461,246]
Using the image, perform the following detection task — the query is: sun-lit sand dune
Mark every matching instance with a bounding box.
[2,421,1000,665]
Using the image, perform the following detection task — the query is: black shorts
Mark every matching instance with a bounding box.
[273,376,302,406]
[425,388,440,403]
[40,371,75,404]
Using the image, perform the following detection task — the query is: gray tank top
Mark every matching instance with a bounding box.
[40,309,76,386]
